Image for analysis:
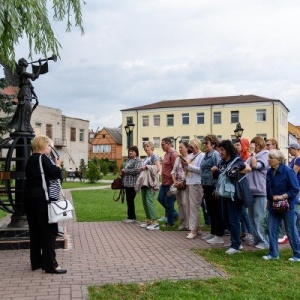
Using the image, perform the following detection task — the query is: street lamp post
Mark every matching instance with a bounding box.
[172,136,181,150]
[234,122,244,141]
[124,121,135,149]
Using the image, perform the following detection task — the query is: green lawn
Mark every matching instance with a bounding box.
[71,189,165,222]
[70,188,300,300]
[88,248,300,300]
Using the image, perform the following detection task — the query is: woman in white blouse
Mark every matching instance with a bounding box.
[181,138,205,239]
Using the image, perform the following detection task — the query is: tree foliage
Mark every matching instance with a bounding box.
[85,161,101,183]
[0,0,85,65]
[0,78,15,135]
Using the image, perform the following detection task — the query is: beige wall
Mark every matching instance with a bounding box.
[122,101,289,158]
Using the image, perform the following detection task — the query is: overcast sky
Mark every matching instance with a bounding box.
[2,0,300,130]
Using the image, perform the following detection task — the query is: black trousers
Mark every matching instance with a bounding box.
[24,196,58,271]
[125,187,137,220]
[203,185,225,237]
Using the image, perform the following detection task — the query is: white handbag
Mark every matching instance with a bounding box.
[39,155,74,224]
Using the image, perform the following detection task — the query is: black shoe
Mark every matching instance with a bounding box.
[45,268,67,274]
[32,266,42,271]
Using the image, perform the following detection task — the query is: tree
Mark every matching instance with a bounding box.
[0,0,85,65]
[85,161,101,183]
[79,158,87,177]
[0,78,15,135]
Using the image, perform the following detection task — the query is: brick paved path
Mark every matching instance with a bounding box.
[0,189,251,300]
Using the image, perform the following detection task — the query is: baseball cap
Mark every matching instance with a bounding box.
[286,143,300,150]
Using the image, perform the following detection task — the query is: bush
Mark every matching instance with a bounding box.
[85,162,102,183]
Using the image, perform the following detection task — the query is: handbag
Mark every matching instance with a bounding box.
[113,188,125,203]
[215,157,240,200]
[177,179,186,190]
[39,155,74,224]
[111,177,123,189]
[273,199,289,213]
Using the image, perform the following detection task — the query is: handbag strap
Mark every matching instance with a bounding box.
[225,156,240,172]
[39,155,49,202]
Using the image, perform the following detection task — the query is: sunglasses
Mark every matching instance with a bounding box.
[266,144,273,146]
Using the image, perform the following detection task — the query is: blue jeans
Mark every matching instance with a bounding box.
[241,207,253,234]
[226,199,244,250]
[248,195,269,246]
[157,185,178,226]
[267,204,300,258]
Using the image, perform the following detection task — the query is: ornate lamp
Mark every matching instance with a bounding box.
[234,123,244,140]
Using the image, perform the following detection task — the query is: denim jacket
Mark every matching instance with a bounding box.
[200,150,221,186]
[266,163,299,212]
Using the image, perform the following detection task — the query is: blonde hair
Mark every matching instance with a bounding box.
[189,138,201,150]
[268,149,285,163]
[31,135,52,153]
[143,141,154,150]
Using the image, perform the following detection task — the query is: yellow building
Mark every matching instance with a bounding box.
[121,95,289,157]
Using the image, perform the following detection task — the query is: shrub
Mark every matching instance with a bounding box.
[85,162,102,183]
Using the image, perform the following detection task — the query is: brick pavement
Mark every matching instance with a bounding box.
[0,188,286,300]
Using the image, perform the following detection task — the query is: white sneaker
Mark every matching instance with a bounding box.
[226,248,241,255]
[255,243,268,250]
[225,244,243,250]
[186,233,197,239]
[146,223,160,230]
[263,255,279,260]
[158,216,167,222]
[206,236,224,244]
[202,234,215,241]
[140,222,151,228]
[123,219,135,223]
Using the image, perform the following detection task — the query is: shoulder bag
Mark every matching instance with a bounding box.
[111,177,123,189]
[39,155,74,224]
[215,157,239,200]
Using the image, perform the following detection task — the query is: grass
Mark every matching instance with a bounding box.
[88,247,300,299]
[0,209,7,219]
[70,188,300,299]
[72,189,165,222]
[62,181,109,189]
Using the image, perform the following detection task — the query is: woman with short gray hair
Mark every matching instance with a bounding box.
[264,149,300,261]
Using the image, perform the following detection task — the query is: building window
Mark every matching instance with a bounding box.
[93,145,112,153]
[181,136,189,142]
[197,113,204,124]
[153,137,160,148]
[142,116,149,127]
[182,113,189,125]
[256,109,266,122]
[70,127,76,141]
[167,114,174,126]
[79,129,84,142]
[153,115,160,126]
[46,124,52,139]
[213,112,221,124]
[35,123,42,136]
[231,111,239,123]
[257,134,267,141]
[194,135,204,142]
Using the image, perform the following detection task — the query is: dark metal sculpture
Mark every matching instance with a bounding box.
[0,55,57,244]
[0,55,56,133]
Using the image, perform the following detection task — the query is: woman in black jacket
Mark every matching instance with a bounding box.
[24,135,66,274]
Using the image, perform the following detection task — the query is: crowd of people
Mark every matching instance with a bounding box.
[120,135,300,260]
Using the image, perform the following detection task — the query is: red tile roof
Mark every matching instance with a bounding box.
[121,94,289,112]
